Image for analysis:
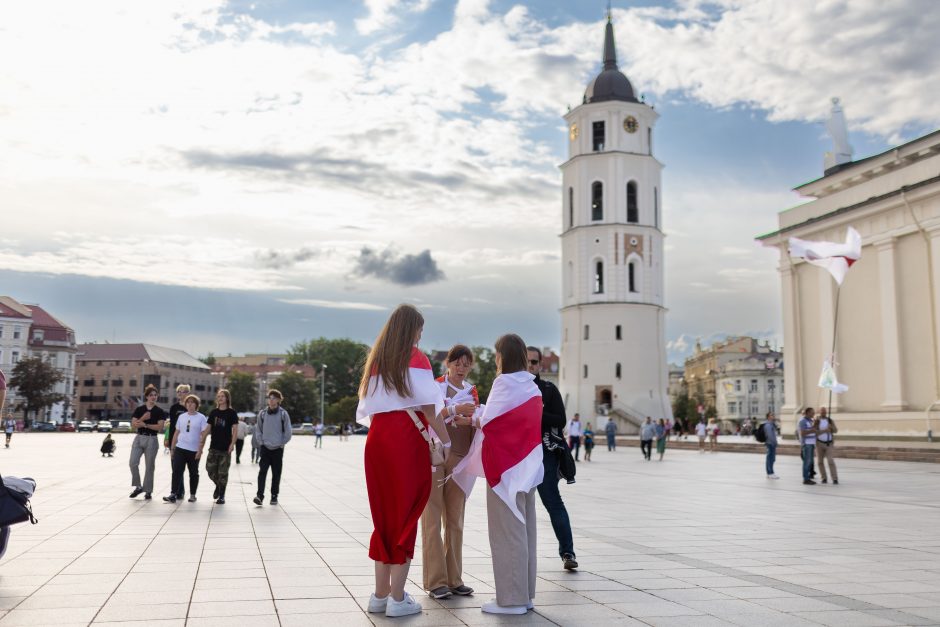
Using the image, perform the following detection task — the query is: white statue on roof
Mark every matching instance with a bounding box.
[824,97,853,171]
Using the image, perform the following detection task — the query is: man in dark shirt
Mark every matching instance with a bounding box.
[527,346,578,571]
[165,384,189,498]
[206,389,238,504]
[129,385,166,500]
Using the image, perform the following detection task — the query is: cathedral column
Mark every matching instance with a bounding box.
[779,255,801,416]
[875,236,905,410]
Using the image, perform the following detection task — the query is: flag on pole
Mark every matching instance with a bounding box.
[451,371,543,521]
[356,347,444,427]
[788,226,861,285]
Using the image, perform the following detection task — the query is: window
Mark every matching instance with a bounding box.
[654,187,659,229]
[129,379,137,387]
[13,326,21,340]
[768,380,776,392]
[592,121,605,151]
[735,380,741,392]
[750,400,760,415]
[626,181,638,223]
[615,363,622,379]
[584,325,590,340]
[593,261,604,294]
[11,351,20,364]
[83,378,95,386]
[591,182,603,221]
[749,379,758,393]
[111,379,123,387]
[583,364,589,378]
[0,325,3,338]
[33,329,44,342]
[628,262,637,293]
[728,401,737,415]
[648,127,653,154]
[568,187,574,228]
[615,325,622,340]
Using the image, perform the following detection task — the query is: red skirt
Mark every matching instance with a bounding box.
[364,410,432,564]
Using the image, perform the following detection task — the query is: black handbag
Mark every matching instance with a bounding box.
[0,475,38,527]
[542,431,576,484]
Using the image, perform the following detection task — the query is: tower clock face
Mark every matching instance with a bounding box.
[569,123,579,141]
[623,116,638,133]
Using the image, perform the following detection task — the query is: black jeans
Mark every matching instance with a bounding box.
[536,449,574,558]
[171,448,199,497]
[257,446,284,498]
[235,439,244,463]
[569,435,581,461]
[641,439,653,459]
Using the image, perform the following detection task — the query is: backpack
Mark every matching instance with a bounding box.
[754,423,767,443]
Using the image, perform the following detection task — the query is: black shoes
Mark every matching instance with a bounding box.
[163,495,177,503]
[253,495,263,505]
[130,487,144,498]
[270,496,278,506]
[803,479,816,485]
[216,497,225,505]
[450,585,474,596]
[144,493,152,500]
[833,479,839,485]
[562,554,578,570]
[821,479,828,484]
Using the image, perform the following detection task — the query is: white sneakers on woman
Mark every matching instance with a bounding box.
[376,593,422,617]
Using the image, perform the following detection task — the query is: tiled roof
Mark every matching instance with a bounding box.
[77,343,210,371]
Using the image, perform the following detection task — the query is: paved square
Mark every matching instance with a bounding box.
[2,433,940,626]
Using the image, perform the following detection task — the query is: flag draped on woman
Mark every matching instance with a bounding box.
[451,371,543,521]
[356,347,444,427]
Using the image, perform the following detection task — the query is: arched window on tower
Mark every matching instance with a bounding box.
[593,260,604,294]
[654,187,659,229]
[583,364,589,379]
[648,127,653,155]
[591,182,603,221]
[628,262,637,293]
[627,181,638,223]
[615,325,622,340]
[615,363,622,379]
[568,187,574,228]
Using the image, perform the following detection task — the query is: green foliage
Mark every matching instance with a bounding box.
[9,357,65,427]
[672,393,690,423]
[287,337,368,406]
[325,395,360,425]
[198,352,216,366]
[227,370,257,412]
[469,346,497,403]
[271,370,317,423]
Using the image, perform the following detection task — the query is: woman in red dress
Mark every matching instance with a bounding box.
[356,304,449,618]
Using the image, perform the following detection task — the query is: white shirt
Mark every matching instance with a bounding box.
[568,420,583,437]
[236,421,248,439]
[175,412,209,452]
[695,422,707,437]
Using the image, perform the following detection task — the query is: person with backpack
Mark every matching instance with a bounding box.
[755,412,779,479]
[252,389,292,506]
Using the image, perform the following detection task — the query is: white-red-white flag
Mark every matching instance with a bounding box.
[789,226,861,285]
[356,347,444,427]
[451,371,543,521]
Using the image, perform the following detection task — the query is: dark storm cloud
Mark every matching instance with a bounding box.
[352,247,444,286]
[255,247,320,269]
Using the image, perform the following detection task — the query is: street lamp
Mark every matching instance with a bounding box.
[320,364,327,426]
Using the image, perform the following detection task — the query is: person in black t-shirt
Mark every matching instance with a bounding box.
[129,385,166,500]
[206,389,239,505]
[165,384,189,497]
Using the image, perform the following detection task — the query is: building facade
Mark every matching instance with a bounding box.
[0,297,32,417]
[759,129,940,437]
[558,17,672,434]
[683,337,770,412]
[75,343,214,421]
[715,355,784,425]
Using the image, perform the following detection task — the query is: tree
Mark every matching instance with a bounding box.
[470,346,497,403]
[325,395,360,425]
[10,357,65,427]
[227,370,257,412]
[199,352,216,366]
[287,338,369,406]
[271,370,317,424]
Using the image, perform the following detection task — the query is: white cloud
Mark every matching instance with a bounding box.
[279,298,388,311]
[356,0,434,35]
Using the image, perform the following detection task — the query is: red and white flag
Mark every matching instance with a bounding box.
[356,347,444,427]
[789,226,861,285]
[451,371,543,521]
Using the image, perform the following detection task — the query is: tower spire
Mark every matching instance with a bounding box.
[603,10,617,71]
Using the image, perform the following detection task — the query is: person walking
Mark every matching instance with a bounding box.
[421,344,478,601]
[815,407,839,484]
[235,415,248,464]
[605,416,617,451]
[101,433,116,457]
[568,413,583,462]
[798,408,817,485]
[253,390,292,506]
[356,304,449,618]
[165,384,190,497]
[707,418,719,452]
[163,394,209,503]
[583,423,595,462]
[760,412,779,479]
[655,418,667,461]
[527,346,578,571]
[129,385,166,500]
[640,417,655,460]
[206,389,238,505]
[3,413,15,448]
[314,422,324,448]
[695,417,707,452]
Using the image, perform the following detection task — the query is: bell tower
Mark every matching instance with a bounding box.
[558,15,672,431]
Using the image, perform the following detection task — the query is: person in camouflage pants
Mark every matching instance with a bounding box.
[206,389,239,505]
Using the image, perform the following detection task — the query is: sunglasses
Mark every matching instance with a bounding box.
[528,359,540,365]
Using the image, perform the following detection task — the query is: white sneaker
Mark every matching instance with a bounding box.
[768,474,780,479]
[482,599,528,615]
[367,593,388,613]
[386,592,422,617]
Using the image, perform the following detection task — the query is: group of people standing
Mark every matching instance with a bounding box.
[355,304,579,618]
[756,408,838,484]
[126,383,289,506]
[639,416,670,461]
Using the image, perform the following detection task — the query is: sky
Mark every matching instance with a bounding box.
[1,0,939,363]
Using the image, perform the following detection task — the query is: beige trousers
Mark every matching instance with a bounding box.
[421,454,466,590]
[816,441,838,481]
[487,486,537,607]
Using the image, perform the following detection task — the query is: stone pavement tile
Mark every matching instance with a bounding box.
[91,620,184,627]
[877,580,940,593]
[269,585,350,600]
[369,608,464,625]
[94,602,188,622]
[607,600,702,618]
[443,608,557,625]
[578,590,664,604]
[902,606,940,621]
[195,567,268,579]
[641,616,738,627]
[537,603,649,624]
[723,610,822,627]
[274,597,361,613]
[748,596,848,612]
[128,562,199,576]
[809,582,889,595]
[650,588,733,603]
[791,610,906,626]
[15,593,109,610]
[556,579,631,592]
[187,599,276,617]
[190,586,274,603]
[115,577,193,594]
[185,617,280,627]
[193,577,267,590]
[628,578,698,590]
[0,600,23,612]
[849,593,940,608]
[718,586,798,599]
[0,606,100,625]
[864,609,938,625]
[60,557,138,575]
[47,573,125,588]
[279,611,373,627]
[523,591,592,606]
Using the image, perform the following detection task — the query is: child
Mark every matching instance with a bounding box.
[101,433,116,457]
[583,423,595,461]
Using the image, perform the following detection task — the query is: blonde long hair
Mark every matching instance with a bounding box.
[359,304,424,399]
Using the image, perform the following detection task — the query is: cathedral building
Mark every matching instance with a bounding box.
[558,17,673,433]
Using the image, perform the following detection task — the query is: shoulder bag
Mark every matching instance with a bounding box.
[407,409,445,467]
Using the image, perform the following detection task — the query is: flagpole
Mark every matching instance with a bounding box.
[828,284,842,419]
